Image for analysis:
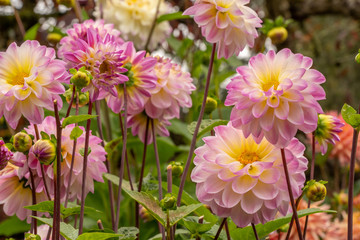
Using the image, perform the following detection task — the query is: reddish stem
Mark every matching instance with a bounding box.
[214,218,227,240]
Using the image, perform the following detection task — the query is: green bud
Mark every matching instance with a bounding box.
[160,193,177,211]
[306,182,327,202]
[56,0,74,7]
[13,132,33,153]
[0,0,11,6]
[170,161,183,177]
[32,139,56,165]
[47,33,63,45]
[70,70,91,89]
[268,26,288,44]
[355,52,360,64]
[204,97,218,115]
[64,87,89,108]
[25,233,41,240]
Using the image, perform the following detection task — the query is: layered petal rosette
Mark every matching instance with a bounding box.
[314,113,344,155]
[25,116,107,201]
[225,49,326,147]
[96,0,172,50]
[0,140,12,170]
[183,0,262,59]
[58,19,123,59]
[105,41,157,114]
[127,112,170,144]
[0,40,68,128]
[191,123,307,227]
[145,56,196,119]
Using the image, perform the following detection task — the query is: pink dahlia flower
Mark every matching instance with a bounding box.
[191,123,307,227]
[25,116,107,201]
[225,49,326,147]
[105,41,157,114]
[62,29,128,101]
[313,114,344,155]
[0,162,47,221]
[127,112,170,144]
[326,112,360,169]
[145,56,196,119]
[0,140,12,170]
[0,40,68,129]
[58,19,123,59]
[183,0,262,59]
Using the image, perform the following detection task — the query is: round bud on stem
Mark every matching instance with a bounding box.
[47,33,63,45]
[25,233,41,240]
[160,193,177,211]
[355,52,360,64]
[306,182,327,202]
[70,69,91,89]
[268,27,288,44]
[204,97,218,115]
[13,132,33,153]
[170,161,183,177]
[32,139,56,165]
[0,140,12,171]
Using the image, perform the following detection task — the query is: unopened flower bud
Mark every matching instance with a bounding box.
[355,52,360,64]
[13,132,32,152]
[160,193,177,211]
[32,139,56,165]
[0,140,12,171]
[139,204,153,222]
[65,87,89,108]
[70,70,91,89]
[268,27,288,44]
[306,182,327,202]
[170,161,183,177]
[204,97,218,115]
[56,0,73,7]
[25,233,40,240]
[47,33,63,45]
[0,0,11,6]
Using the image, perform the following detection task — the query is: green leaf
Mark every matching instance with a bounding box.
[157,12,190,23]
[149,229,190,240]
[187,119,228,139]
[169,204,203,226]
[181,217,214,235]
[341,103,360,128]
[77,232,123,240]
[79,147,91,157]
[62,202,101,219]
[117,227,139,240]
[40,131,50,139]
[81,8,90,20]
[70,126,83,140]
[24,201,55,215]
[103,173,132,191]
[62,114,97,128]
[24,23,40,40]
[0,216,30,236]
[32,216,78,240]
[230,208,336,240]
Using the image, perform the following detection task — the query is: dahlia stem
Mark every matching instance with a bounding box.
[303,132,316,239]
[196,216,203,240]
[347,125,359,240]
[102,100,113,141]
[285,193,303,240]
[251,223,259,240]
[52,100,62,240]
[177,43,217,206]
[78,100,93,234]
[34,124,51,201]
[97,220,104,230]
[64,91,79,208]
[135,116,150,239]
[144,0,161,51]
[28,166,37,234]
[119,113,134,190]
[280,148,304,240]
[65,85,76,118]
[214,218,226,240]
[224,220,231,240]
[167,165,172,194]
[115,83,128,232]
[95,100,116,229]
[151,119,163,200]
[73,0,83,22]
[13,6,25,37]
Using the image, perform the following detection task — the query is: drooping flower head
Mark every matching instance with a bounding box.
[144,56,196,119]
[127,112,170,144]
[225,49,326,147]
[58,19,123,59]
[25,116,107,201]
[183,0,262,59]
[105,41,157,114]
[326,112,360,170]
[0,161,47,221]
[0,41,68,128]
[61,29,128,101]
[97,0,172,50]
[191,123,307,227]
[0,140,12,170]
[312,113,344,155]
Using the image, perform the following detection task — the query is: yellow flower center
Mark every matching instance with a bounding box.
[11,72,29,86]
[261,76,280,91]
[238,152,260,165]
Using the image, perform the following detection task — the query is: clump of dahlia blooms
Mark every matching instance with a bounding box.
[225,48,326,147]
[191,123,307,227]
[0,40,69,128]
[184,0,262,58]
